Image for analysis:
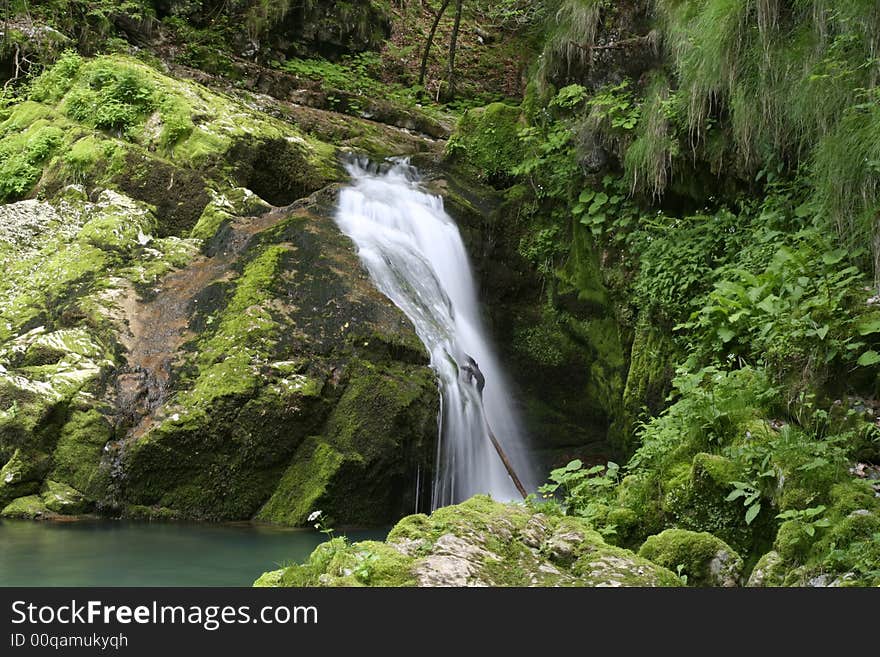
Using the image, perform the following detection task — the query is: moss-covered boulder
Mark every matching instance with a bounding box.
[1,494,51,519]
[0,449,51,507]
[255,496,682,587]
[663,453,767,554]
[41,479,90,514]
[639,529,744,587]
[447,103,525,187]
[747,550,786,587]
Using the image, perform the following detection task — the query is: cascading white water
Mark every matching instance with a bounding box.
[335,158,534,508]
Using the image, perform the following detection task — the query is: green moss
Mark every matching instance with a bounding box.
[447,103,525,187]
[263,535,419,588]
[256,438,345,526]
[1,494,50,519]
[50,408,112,499]
[0,449,51,507]
[122,504,181,521]
[773,519,813,563]
[62,135,116,182]
[663,453,766,555]
[747,550,786,587]
[639,528,743,587]
[41,480,89,514]
[617,317,677,452]
[257,361,437,527]
[78,191,157,255]
[257,496,681,587]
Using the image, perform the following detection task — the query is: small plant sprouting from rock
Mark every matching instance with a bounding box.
[308,510,335,541]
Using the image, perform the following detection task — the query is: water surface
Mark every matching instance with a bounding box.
[0,519,384,587]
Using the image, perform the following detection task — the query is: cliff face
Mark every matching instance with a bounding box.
[0,47,444,526]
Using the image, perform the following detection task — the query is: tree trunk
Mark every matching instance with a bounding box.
[445,0,464,100]
[418,0,451,87]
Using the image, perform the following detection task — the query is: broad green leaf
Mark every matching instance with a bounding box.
[578,190,595,203]
[717,327,736,343]
[858,317,880,335]
[857,350,880,367]
[745,502,761,525]
[815,325,829,340]
[822,249,846,265]
[725,489,746,502]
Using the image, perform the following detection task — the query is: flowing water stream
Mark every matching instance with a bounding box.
[335,159,534,508]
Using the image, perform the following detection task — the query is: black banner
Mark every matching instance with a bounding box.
[0,588,870,654]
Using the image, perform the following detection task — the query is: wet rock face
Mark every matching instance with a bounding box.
[0,184,438,527]
[0,45,450,526]
[255,496,683,587]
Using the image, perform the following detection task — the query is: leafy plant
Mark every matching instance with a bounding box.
[683,228,871,376]
[539,459,620,516]
[776,505,832,537]
[308,510,334,541]
[726,481,764,525]
[587,82,640,131]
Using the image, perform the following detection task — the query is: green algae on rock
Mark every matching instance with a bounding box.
[255,496,682,587]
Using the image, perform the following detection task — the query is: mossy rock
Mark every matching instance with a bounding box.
[255,496,682,587]
[616,316,677,452]
[746,550,786,587]
[639,529,744,587]
[664,453,770,555]
[50,407,113,500]
[446,103,525,188]
[0,449,52,507]
[41,480,90,514]
[773,520,813,563]
[1,494,51,519]
[257,361,438,527]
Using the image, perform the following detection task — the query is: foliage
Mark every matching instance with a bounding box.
[629,366,777,472]
[725,480,764,526]
[775,505,832,537]
[683,228,873,378]
[631,209,743,323]
[654,0,880,272]
[538,458,622,534]
[539,458,620,509]
[446,102,525,185]
[61,59,156,135]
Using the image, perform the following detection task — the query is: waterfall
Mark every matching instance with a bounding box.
[334,158,534,509]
